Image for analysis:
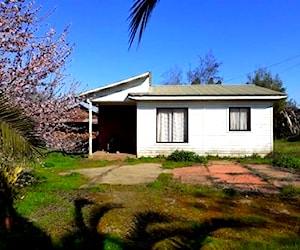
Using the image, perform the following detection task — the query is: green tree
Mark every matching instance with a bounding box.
[0,97,41,229]
[247,67,286,138]
[247,68,285,93]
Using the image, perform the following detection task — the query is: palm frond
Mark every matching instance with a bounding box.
[0,97,43,158]
[128,0,160,48]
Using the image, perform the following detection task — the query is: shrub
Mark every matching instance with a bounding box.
[280,185,300,198]
[15,170,36,187]
[287,134,300,142]
[167,150,207,163]
[273,156,300,170]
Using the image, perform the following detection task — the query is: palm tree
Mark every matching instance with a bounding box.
[0,98,41,158]
[128,0,160,47]
[0,97,42,229]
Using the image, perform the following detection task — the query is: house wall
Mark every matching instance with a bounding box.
[136,100,273,157]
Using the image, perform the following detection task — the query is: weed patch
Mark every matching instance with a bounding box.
[125,156,164,165]
[162,161,196,169]
[273,156,300,170]
[147,173,223,197]
[280,185,300,198]
[167,150,207,163]
[274,139,300,158]
[236,154,273,165]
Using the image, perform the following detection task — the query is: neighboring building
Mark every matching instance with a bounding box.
[53,103,98,153]
[80,72,286,157]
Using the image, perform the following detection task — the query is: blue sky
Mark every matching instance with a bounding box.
[36,0,300,104]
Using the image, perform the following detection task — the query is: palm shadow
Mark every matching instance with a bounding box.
[0,211,53,250]
[0,173,53,250]
[125,211,258,249]
[57,197,123,250]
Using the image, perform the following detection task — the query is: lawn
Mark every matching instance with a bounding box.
[274,138,300,158]
[1,140,299,249]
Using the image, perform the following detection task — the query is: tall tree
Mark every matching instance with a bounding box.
[247,68,285,92]
[161,65,183,85]
[161,51,222,85]
[247,68,287,138]
[187,51,222,84]
[0,0,80,151]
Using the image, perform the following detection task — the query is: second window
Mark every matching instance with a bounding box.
[229,107,251,131]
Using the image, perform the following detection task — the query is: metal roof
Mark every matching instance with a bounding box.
[129,84,285,97]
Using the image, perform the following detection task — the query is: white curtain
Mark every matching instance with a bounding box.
[230,108,249,130]
[157,109,171,142]
[230,108,240,130]
[157,109,186,142]
[239,108,248,130]
[172,109,185,142]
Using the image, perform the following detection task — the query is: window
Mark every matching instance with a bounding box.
[229,107,251,131]
[157,108,188,142]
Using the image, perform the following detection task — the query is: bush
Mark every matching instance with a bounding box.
[15,170,36,187]
[273,155,300,170]
[280,185,300,198]
[287,134,300,142]
[167,150,207,163]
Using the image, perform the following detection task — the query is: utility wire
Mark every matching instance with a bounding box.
[224,54,300,82]
[278,62,300,75]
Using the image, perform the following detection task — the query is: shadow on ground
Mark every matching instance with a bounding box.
[0,212,53,250]
[57,198,123,249]
[124,211,261,249]
[0,202,262,250]
[1,197,299,249]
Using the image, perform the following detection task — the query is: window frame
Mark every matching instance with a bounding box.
[156,108,188,143]
[229,107,251,131]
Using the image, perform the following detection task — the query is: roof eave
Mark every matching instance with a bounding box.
[128,95,287,101]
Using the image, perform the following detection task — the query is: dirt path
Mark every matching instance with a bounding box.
[61,161,300,194]
[173,162,300,194]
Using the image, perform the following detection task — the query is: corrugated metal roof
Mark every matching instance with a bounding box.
[129,84,285,96]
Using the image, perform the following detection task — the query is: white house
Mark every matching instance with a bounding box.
[80,72,286,157]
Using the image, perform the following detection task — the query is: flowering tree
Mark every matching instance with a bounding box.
[0,0,82,151]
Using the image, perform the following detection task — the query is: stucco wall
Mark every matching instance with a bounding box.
[136,100,273,157]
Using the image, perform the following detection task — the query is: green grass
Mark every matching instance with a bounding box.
[125,156,164,165]
[162,161,197,169]
[37,172,88,191]
[15,191,63,217]
[274,139,300,158]
[4,144,300,249]
[272,139,300,170]
[43,152,86,168]
[147,173,228,198]
[42,151,109,170]
[280,185,300,198]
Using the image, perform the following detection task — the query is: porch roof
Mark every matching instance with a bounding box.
[79,72,151,97]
